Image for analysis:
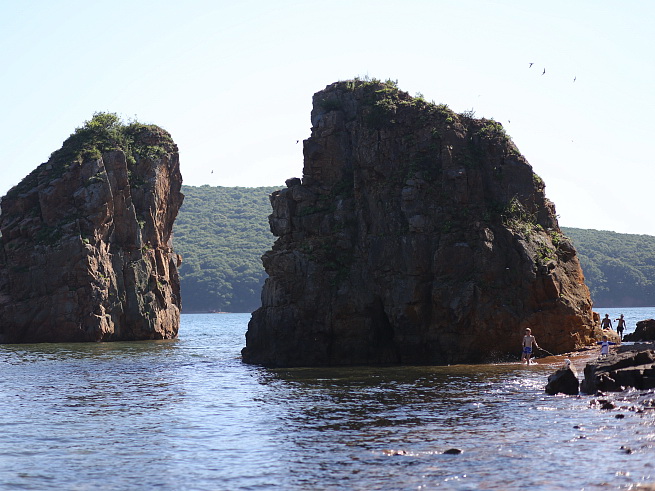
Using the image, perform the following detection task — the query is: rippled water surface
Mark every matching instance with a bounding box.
[1,310,654,490]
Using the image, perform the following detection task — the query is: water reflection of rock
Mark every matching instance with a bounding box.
[1,340,186,416]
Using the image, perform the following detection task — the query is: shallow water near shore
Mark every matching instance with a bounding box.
[0,309,654,490]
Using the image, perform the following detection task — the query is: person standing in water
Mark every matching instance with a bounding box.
[601,314,613,330]
[616,314,626,340]
[522,328,540,364]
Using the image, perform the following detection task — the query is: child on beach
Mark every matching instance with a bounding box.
[597,335,615,358]
[522,328,540,364]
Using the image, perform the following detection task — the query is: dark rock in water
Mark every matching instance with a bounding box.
[443,448,462,455]
[581,350,655,393]
[545,366,580,395]
[590,399,616,410]
[0,115,183,342]
[243,79,597,367]
[623,319,655,342]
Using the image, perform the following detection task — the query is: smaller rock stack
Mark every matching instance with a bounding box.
[0,113,183,342]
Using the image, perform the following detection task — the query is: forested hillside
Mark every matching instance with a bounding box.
[173,185,279,312]
[172,186,655,312]
[562,227,655,307]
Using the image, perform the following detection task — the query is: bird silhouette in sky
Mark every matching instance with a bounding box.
[542,68,546,75]
[529,62,534,67]
[573,76,577,82]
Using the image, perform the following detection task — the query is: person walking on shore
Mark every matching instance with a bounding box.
[601,314,613,330]
[522,328,540,364]
[616,314,626,340]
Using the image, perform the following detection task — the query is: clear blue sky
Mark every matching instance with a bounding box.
[1,0,653,235]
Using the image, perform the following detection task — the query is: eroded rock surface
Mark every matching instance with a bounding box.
[581,350,655,393]
[623,319,655,342]
[546,366,580,395]
[0,115,183,342]
[243,80,597,367]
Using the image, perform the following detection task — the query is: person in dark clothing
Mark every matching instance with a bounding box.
[616,314,626,340]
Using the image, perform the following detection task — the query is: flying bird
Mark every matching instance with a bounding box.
[542,68,546,75]
[529,63,534,68]
[573,76,577,82]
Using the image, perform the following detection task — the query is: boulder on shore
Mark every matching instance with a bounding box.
[623,319,655,342]
[243,79,598,367]
[580,350,655,393]
[545,364,580,395]
[0,114,183,343]
[599,329,621,344]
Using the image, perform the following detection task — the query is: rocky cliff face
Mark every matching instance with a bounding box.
[243,79,598,367]
[0,114,183,342]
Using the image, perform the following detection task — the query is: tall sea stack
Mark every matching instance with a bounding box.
[243,79,597,367]
[0,114,183,342]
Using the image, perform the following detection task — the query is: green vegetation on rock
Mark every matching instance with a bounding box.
[50,112,174,167]
[6,112,174,200]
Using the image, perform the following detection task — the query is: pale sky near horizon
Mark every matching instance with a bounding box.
[1,0,653,236]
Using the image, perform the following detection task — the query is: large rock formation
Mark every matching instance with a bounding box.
[0,113,183,342]
[243,79,598,367]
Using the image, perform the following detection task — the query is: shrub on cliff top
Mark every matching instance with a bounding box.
[4,113,172,200]
[50,112,172,168]
[338,77,458,130]
[479,119,507,139]
[49,112,124,166]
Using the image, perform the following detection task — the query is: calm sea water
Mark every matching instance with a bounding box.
[1,308,654,490]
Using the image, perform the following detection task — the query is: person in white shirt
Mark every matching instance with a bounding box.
[597,335,615,357]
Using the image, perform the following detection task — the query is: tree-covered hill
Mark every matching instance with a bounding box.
[562,227,655,307]
[174,185,280,312]
[172,186,655,312]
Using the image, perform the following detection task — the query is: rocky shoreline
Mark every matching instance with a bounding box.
[586,342,655,416]
[546,341,655,415]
